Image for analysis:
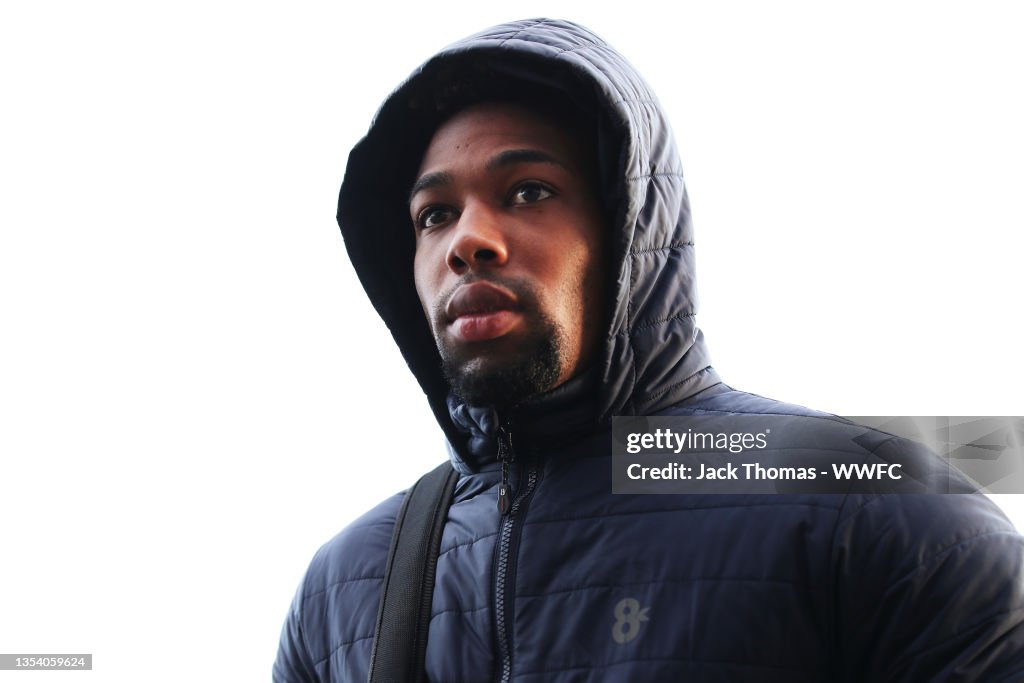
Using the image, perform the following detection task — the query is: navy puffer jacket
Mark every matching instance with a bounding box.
[275,19,1024,682]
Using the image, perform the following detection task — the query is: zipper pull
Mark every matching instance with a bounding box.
[497,420,514,515]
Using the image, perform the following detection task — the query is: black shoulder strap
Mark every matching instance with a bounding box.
[368,461,459,683]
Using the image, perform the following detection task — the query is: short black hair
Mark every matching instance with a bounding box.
[417,58,594,133]
[401,53,604,209]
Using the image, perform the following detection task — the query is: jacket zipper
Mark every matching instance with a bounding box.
[494,419,540,683]
[497,420,514,515]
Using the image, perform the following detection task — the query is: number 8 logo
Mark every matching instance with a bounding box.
[612,597,651,644]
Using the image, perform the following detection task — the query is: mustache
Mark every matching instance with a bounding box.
[431,275,539,324]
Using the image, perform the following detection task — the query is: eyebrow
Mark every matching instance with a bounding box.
[408,149,570,204]
[485,149,569,173]
[408,171,453,204]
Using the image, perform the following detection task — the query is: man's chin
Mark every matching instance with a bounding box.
[440,344,562,409]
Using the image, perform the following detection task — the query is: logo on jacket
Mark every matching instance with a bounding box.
[612,598,650,644]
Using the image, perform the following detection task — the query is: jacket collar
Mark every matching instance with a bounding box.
[445,369,600,473]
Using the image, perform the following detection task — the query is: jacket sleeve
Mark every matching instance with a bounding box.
[833,492,1024,682]
[271,493,404,683]
[273,583,320,683]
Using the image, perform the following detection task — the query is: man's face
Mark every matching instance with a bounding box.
[410,101,605,408]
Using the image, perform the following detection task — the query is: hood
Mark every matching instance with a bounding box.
[337,18,721,456]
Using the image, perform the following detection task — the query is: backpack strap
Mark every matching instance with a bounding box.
[368,461,459,683]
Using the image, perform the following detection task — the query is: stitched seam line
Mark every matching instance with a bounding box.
[293,586,315,677]
[612,98,662,106]
[630,241,693,255]
[902,604,1024,663]
[824,492,852,680]
[639,366,708,403]
[524,500,843,527]
[891,530,1023,588]
[498,19,547,47]
[627,172,685,181]
[430,603,489,621]
[302,574,384,600]
[314,633,374,666]
[516,576,825,600]
[624,312,696,335]
[515,655,818,676]
[439,531,499,558]
[659,405,852,427]
[555,44,600,55]
[347,521,398,531]
[626,224,638,414]
[979,650,1024,683]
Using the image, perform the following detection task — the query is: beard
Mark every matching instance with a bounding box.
[432,277,566,409]
[440,314,564,409]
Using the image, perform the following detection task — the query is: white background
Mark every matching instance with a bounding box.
[1,1,1021,680]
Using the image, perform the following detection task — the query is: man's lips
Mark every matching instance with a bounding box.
[445,281,521,342]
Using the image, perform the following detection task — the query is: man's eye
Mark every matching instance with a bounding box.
[510,183,554,205]
[417,206,454,230]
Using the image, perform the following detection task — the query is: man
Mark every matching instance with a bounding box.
[275,19,1024,682]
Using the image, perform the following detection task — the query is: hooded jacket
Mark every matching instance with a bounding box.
[275,19,1024,682]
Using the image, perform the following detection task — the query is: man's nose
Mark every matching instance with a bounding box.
[446,202,509,273]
